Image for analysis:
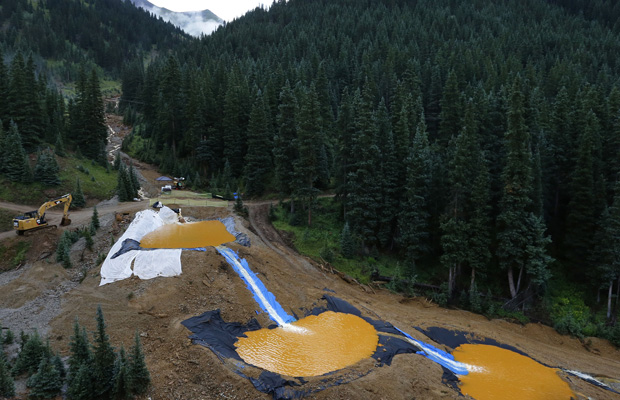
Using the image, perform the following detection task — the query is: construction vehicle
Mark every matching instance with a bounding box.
[173,177,185,190]
[13,194,72,235]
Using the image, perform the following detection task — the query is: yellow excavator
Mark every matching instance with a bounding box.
[13,194,72,235]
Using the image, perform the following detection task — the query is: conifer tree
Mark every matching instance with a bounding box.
[441,102,492,295]
[346,83,382,244]
[438,70,462,146]
[56,234,72,269]
[112,346,130,400]
[33,149,60,186]
[67,318,94,399]
[4,121,32,183]
[273,81,298,199]
[566,110,604,267]
[91,206,100,231]
[376,99,398,248]
[72,178,86,208]
[113,151,121,170]
[0,122,6,174]
[117,164,130,202]
[399,116,432,276]
[67,363,94,400]
[12,331,49,376]
[128,331,150,395]
[27,356,63,400]
[244,90,272,197]
[294,85,323,226]
[0,348,15,398]
[595,182,620,320]
[340,222,355,259]
[496,77,552,299]
[128,164,140,199]
[92,306,115,398]
[54,132,66,157]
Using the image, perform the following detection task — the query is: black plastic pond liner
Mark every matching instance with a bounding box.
[111,238,207,259]
[182,295,422,399]
[416,326,620,396]
[415,326,530,358]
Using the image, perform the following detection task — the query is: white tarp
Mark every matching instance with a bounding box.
[99,206,183,286]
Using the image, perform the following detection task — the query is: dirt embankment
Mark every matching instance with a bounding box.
[0,201,619,399]
[0,114,619,399]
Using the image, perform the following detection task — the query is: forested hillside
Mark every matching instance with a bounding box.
[0,0,191,79]
[120,0,620,335]
[0,0,193,201]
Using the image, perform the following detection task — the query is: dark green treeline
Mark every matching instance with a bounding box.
[122,0,620,308]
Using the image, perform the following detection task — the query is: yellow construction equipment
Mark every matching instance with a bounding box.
[13,194,72,235]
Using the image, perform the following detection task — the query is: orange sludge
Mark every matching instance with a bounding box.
[140,220,235,249]
[453,344,574,400]
[235,311,379,377]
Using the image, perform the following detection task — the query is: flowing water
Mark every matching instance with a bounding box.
[235,311,379,377]
[453,344,574,400]
[140,220,235,249]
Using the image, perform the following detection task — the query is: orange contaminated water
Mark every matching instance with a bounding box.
[235,311,379,377]
[452,344,574,400]
[140,220,235,249]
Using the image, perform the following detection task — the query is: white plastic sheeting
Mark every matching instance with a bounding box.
[99,206,182,286]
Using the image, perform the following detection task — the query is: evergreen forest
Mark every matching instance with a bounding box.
[1,0,620,341]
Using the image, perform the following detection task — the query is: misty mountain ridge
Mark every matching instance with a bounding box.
[129,0,223,36]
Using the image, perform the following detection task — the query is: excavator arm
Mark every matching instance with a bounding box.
[37,194,72,225]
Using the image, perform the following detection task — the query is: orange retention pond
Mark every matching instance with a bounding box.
[140,220,236,249]
[235,311,379,377]
[453,344,574,400]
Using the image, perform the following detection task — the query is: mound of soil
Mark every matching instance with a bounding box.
[0,203,619,399]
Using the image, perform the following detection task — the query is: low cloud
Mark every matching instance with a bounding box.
[142,4,223,36]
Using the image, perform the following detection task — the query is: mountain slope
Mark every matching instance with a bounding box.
[130,0,223,36]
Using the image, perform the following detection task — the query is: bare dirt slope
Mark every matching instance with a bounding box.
[1,202,617,399]
[0,115,619,399]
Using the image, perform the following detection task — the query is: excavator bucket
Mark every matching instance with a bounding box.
[60,217,71,226]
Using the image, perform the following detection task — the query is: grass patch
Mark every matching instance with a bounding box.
[0,208,16,232]
[11,241,30,268]
[0,154,119,207]
[272,198,402,284]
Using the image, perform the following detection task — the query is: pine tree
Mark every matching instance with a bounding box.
[127,331,150,395]
[294,85,323,226]
[56,233,72,269]
[92,306,115,398]
[244,90,272,197]
[496,77,552,298]
[128,164,140,199]
[566,110,604,268]
[117,164,130,202]
[12,331,49,377]
[67,363,94,400]
[27,356,63,400]
[4,121,32,183]
[33,149,61,186]
[72,178,86,208]
[340,222,356,259]
[54,131,66,157]
[441,102,492,296]
[273,81,298,199]
[112,346,130,400]
[91,206,100,231]
[346,83,382,245]
[113,151,121,170]
[0,349,15,398]
[438,70,462,146]
[398,116,432,276]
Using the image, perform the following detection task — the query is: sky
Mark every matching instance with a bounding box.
[148,0,269,21]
